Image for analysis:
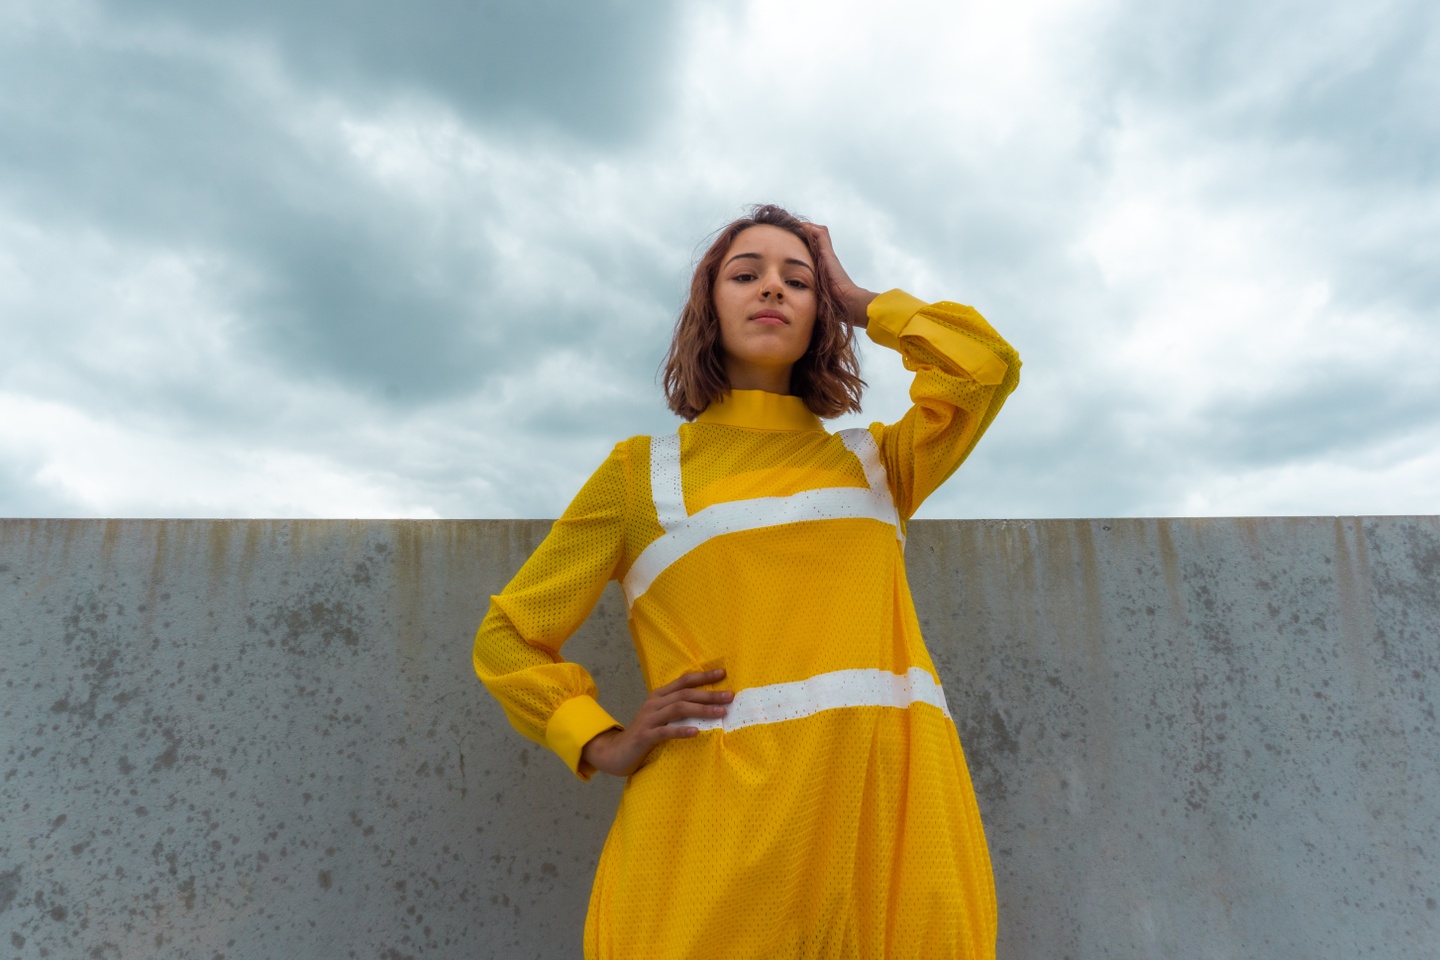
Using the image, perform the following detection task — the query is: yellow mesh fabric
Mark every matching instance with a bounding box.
[587,709,995,960]
[473,288,1020,958]
[680,426,869,513]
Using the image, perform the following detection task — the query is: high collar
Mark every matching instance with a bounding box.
[695,389,824,432]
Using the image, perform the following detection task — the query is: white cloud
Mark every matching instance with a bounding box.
[0,391,443,518]
[1174,425,1440,517]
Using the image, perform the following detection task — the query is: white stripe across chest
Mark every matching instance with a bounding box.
[622,428,902,608]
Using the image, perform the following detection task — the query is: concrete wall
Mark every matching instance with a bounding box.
[1,517,1437,959]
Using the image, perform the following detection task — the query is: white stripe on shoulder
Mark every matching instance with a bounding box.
[676,666,950,733]
[648,434,686,531]
[836,428,890,498]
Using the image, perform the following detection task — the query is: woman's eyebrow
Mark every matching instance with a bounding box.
[723,252,815,272]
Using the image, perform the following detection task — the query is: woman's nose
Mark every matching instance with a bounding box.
[760,272,784,299]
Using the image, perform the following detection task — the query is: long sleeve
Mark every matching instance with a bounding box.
[473,442,630,779]
[864,288,1021,518]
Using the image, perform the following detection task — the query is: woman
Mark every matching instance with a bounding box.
[474,204,1020,959]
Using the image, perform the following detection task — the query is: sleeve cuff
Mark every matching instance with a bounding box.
[546,695,623,780]
[864,289,929,352]
[865,288,1008,386]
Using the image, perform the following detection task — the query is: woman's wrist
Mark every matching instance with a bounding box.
[843,287,878,328]
[581,728,618,771]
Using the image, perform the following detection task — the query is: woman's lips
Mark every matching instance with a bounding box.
[750,310,787,325]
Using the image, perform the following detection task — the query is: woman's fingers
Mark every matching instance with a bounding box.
[659,687,732,707]
[802,223,872,325]
[804,223,840,262]
[652,698,726,725]
[651,687,730,718]
[652,667,726,697]
[650,723,701,741]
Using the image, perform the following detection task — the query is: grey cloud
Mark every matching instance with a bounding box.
[951,345,1440,519]
[923,378,1164,520]
[0,4,704,520]
[517,378,674,443]
[1148,10,1440,178]
[102,0,683,141]
[1162,2,1432,160]
[1199,371,1440,468]
[1273,20,1439,186]
[0,19,692,412]
[1096,0,1440,294]
[0,37,479,400]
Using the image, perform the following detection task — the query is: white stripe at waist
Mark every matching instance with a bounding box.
[671,667,951,734]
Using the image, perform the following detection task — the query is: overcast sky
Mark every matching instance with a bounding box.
[2,0,1436,520]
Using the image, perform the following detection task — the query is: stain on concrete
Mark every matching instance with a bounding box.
[268,596,361,652]
[0,866,20,913]
[956,689,1024,804]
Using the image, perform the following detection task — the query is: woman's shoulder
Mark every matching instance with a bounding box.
[598,432,671,476]
[612,431,665,454]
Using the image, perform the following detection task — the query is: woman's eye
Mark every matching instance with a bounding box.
[787,279,809,289]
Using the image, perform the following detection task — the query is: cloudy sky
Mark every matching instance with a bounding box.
[2,0,1436,520]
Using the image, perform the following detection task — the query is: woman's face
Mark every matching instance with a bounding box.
[713,225,819,393]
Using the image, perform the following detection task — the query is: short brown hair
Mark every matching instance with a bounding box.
[661,204,865,421]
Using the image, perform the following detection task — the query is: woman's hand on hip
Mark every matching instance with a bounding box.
[580,669,732,778]
[803,222,877,329]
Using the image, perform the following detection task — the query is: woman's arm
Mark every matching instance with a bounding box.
[473,443,631,780]
[805,223,1022,518]
[476,439,737,780]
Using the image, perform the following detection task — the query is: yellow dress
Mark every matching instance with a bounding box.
[474,289,1021,959]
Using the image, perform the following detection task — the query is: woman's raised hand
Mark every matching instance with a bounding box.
[803,223,878,329]
[580,669,732,778]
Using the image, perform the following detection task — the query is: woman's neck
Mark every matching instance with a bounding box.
[724,358,793,395]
